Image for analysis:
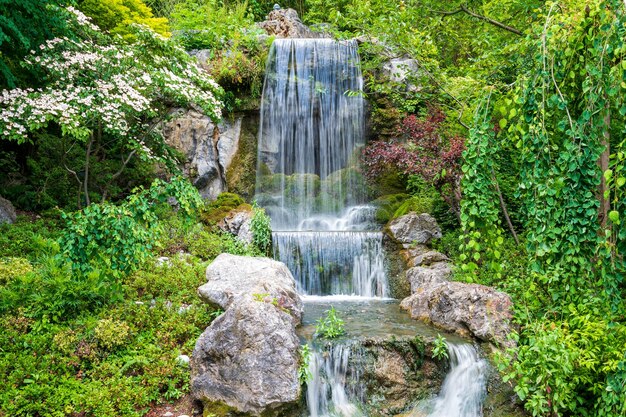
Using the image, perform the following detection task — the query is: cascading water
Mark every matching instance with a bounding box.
[417,343,488,417]
[306,343,363,417]
[255,37,488,417]
[255,38,387,298]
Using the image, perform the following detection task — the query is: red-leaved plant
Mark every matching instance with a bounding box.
[362,107,465,216]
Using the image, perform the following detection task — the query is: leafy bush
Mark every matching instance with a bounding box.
[0,257,121,322]
[60,177,202,276]
[185,230,260,260]
[170,0,253,50]
[315,306,345,339]
[251,202,272,256]
[0,257,32,284]
[78,0,170,39]
[94,319,130,351]
[0,216,62,260]
[497,306,626,417]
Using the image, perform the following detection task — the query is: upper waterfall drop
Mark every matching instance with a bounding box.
[255,37,388,298]
[255,38,366,231]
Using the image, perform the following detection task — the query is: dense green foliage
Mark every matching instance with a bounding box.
[78,0,170,38]
[0,0,72,89]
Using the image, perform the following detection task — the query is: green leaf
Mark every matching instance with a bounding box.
[499,118,508,129]
[609,210,620,224]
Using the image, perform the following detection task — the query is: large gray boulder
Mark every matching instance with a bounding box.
[385,212,442,248]
[0,196,16,224]
[192,254,303,415]
[400,265,515,348]
[258,8,328,38]
[191,297,301,416]
[198,254,302,323]
[163,109,242,200]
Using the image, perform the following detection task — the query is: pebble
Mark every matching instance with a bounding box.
[176,354,190,365]
[163,412,174,417]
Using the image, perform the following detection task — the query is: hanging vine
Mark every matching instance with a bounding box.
[459,97,505,281]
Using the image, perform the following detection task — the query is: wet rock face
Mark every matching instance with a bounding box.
[385,212,442,248]
[401,268,515,348]
[192,254,303,415]
[163,109,242,200]
[0,196,16,224]
[258,8,329,38]
[319,337,447,416]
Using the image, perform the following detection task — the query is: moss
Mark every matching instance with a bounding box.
[226,113,259,200]
[200,192,245,228]
[372,193,410,224]
[392,195,436,219]
[366,170,407,199]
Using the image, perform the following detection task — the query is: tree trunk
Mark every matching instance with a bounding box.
[84,135,94,206]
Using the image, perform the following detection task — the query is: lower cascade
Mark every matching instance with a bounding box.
[306,343,363,417]
[421,344,488,417]
[304,341,488,417]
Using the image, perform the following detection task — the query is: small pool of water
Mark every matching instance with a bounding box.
[298,297,465,343]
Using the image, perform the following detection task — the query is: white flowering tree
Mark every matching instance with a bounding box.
[0,6,222,206]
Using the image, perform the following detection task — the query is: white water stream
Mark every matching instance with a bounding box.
[422,344,488,417]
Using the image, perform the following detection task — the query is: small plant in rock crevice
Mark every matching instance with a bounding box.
[432,334,449,361]
[299,344,313,384]
[315,306,345,339]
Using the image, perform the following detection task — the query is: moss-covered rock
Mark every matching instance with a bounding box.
[372,193,410,224]
[200,192,245,228]
[226,112,259,201]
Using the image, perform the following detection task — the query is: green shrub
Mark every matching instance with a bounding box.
[0,257,32,284]
[94,319,130,351]
[0,216,61,260]
[251,202,272,256]
[60,177,202,276]
[497,307,626,417]
[170,1,253,50]
[185,230,260,261]
[0,258,122,322]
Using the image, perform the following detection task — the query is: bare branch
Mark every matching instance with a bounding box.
[430,4,523,36]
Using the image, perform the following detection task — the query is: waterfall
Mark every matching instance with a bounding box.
[256,38,365,229]
[256,38,387,298]
[306,343,364,417]
[423,344,488,417]
[272,230,387,297]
